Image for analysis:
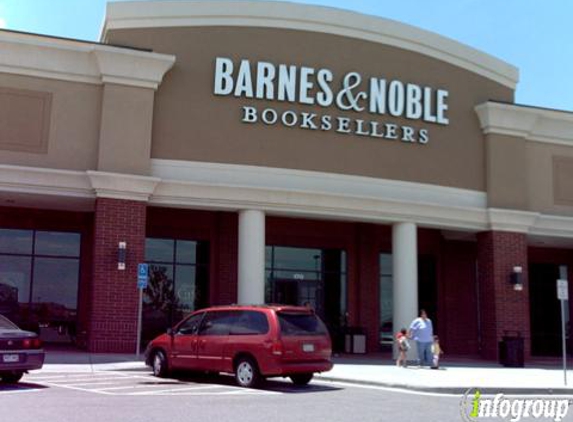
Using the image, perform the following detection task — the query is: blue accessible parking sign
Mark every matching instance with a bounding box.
[137,263,149,289]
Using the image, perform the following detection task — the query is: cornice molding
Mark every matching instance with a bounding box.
[87,170,160,202]
[475,102,573,146]
[0,31,175,89]
[102,0,518,89]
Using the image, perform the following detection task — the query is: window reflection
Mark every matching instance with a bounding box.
[0,229,81,344]
[143,238,209,347]
[0,229,33,255]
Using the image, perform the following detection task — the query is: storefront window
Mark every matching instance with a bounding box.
[143,238,209,345]
[0,229,81,344]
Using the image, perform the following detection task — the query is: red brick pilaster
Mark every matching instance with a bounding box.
[89,198,147,353]
[211,212,238,305]
[477,231,530,361]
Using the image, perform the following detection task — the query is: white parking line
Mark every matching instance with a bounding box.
[31,371,280,396]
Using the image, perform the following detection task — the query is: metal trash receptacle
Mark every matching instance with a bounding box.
[499,331,524,367]
[344,327,367,354]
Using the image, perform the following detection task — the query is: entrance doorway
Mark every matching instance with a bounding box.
[265,246,347,340]
[529,263,569,356]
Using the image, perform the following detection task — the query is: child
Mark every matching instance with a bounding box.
[395,328,409,367]
[431,335,444,369]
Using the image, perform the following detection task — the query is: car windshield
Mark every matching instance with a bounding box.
[277,312,328,336]
[0,314,19,330]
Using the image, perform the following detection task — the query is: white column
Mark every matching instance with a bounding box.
[238,209,266,305]
[392,222,418,359]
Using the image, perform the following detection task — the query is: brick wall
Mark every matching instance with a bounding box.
[477,231,530,360]
[89,198,146,353]
[440,240,479,355]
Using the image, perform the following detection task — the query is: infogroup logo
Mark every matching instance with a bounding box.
[460,389,571,422]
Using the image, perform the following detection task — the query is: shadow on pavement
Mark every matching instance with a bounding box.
[164,371,343,394]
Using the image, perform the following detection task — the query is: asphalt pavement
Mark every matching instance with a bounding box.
[37,350,573,395]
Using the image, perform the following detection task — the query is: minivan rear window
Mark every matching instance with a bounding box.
[277,312,328,336]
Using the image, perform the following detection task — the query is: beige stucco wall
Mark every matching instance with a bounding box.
[0,73,101,171]
[98,83,155,175]
[107,26,514,191]
[527,142,573,216]
[485,134,529,210]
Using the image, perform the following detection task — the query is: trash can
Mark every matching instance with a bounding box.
[499,331,524,367]
[344,327,367,354]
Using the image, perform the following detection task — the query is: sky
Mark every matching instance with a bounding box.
[0,0,571,112]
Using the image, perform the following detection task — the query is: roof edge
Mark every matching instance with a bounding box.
[101,0,519,89]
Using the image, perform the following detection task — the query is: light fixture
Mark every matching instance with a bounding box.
[510,266,523,291]
[118,241,127,270]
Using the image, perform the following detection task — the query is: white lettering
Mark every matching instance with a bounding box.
[336,117,351,133]
[320,115,332,131]
[369,78,386,115]
[423,86,437,123]
[388,80,405,117]
[213,57,234,95]
[419,129,429,144]
[300,112,318,130]
[277,65,297,102]
[556,400,569,421]
[281,110,298,127]
[255,62,275,100]
[401,126,416,142]
[316,69,334,107]
[385,123,398,140]
[369,121,384,138]
[261,108,278,125]
[234,60,254,98]
[406,84,423,119]
[242,106,258,123]
[299,67,315,105]
[355,119,369,136]
[436,89,449,124]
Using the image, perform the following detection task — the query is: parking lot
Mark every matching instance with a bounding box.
[2,370,339,397]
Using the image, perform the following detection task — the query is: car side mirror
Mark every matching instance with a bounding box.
[166,328,174,336]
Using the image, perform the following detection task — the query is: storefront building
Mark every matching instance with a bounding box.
[0,1,572,360]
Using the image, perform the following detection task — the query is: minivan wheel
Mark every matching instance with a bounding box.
[152,350,168,378]
[235,357,259,388]
[1,371,24,384]
[290,373,313,386]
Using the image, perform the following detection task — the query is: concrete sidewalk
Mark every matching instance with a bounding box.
[38,350,573,395]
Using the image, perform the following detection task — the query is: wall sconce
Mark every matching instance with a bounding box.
[118,241,127,270]
[510,266,523,291]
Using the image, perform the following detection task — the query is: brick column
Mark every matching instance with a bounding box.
[89,197,147,353]
[477,231,530,361]
[356,223,380,353]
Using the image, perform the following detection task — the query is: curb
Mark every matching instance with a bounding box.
[316,376,573,395]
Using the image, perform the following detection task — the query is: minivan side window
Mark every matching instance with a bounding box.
[277,312,328,336]
[177,313,204,335]
[229,311,269,335]
[199,311,234,336]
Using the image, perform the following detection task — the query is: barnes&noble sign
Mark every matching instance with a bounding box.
[213,57,450,144]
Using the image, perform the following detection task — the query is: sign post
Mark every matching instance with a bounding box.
[136,263,149,358]
[557,279,568,386]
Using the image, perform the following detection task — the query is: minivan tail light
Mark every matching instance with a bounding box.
[271,340,283,356]
[22,338,42,349]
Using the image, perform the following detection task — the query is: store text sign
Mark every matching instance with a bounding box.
[213,57,450,144]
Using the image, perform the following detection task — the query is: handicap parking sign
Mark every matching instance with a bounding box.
[137,263,149,289]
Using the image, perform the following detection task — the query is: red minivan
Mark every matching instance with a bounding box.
[144,304,333,387]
